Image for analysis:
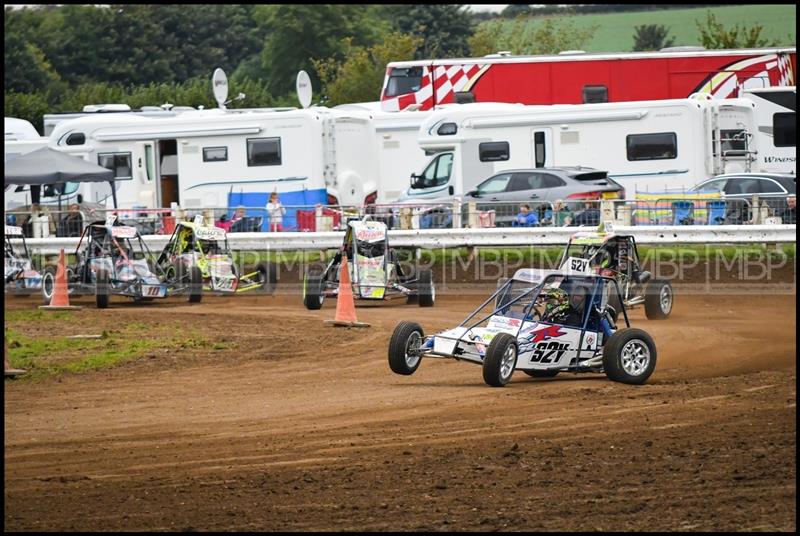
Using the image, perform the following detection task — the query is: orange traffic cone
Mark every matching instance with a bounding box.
[324,255,370,328]
[39,249,82,310]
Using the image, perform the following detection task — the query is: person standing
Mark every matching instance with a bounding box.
[266,191,286,232]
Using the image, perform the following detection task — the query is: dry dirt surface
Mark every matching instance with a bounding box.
[4,287,796,532]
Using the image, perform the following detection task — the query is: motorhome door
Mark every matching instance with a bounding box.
[531,129,553,168]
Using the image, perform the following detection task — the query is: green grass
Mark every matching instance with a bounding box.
[523,5,795,52]
[4,324,230,381]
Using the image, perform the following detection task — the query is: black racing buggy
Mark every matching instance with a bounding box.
[303,218,434,310]
[558,225,673,319]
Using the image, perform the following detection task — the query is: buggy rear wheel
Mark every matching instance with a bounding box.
[483,334,518,387]
[303,265,326,310]
[644,279,672,319]
[255,261,277,294]
[602,328,657,384]
[417,269,435,307]
[388,321,424,375]
[95,269,110,309]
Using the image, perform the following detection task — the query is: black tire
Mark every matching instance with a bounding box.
[187,265,203,303]
[602,328,657,385]
[164,263,177,285]
[523,370,560,378]
[482,333,518,387]
[255,261,277,294]
[605,305,619,328]
[303,265,325,310]
[95,269,110,309]
[388,321,425,375]
[41,266,57,304]
[644,279,673,320]
[417,269,435,307]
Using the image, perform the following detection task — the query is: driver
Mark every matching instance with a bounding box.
[540,286,586,327]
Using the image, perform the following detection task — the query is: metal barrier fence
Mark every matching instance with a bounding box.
[5,195,795,239]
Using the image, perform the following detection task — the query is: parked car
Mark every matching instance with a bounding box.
[461,167,624,226]
[689,172,796,224]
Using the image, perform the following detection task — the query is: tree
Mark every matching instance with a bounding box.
[632,24,676,51]
[695,11,773,49]
[313,33,422,107]
[252,5,390,98]
[469,16,598,56]
[382,5,475,59]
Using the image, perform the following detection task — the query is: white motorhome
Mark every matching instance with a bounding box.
[5,105,433,214]
[742,86,796,174]
[400,97,760,201]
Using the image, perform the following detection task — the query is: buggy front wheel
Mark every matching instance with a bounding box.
[388,321,424,375]
[303,265,325,310]
[41,266,57,304]
[255,261,277,294]
[95,269,110,309]
[602,328,657,385]
[417,269,435,307]
[483,334,518,387]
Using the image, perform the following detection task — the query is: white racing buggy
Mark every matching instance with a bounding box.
[303,218,434,309]
[41,216,202,308]
[388,269,657,387]
[4,225,43,296]
[558,223,673,319]
[156,217,276,295]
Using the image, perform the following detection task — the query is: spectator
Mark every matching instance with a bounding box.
[512,203,539,227]
[60,203,84,237]
[228,206,248,232]
[779,195,796,224]
[546,199,574,227]
[570,201,600,227]
[215,213,232,232]
[266,191,286,232]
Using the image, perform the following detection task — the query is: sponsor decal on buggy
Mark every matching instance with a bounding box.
[526,324,568,343]
[487,315,522,331]
[214,276,237,291]
[111,226,138,238]
[193,215,204,226]
[196,227,226,241]
[5,225,23,236]
[353,222,386,243]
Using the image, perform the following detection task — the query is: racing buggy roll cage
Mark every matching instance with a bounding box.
[432,272,629,367]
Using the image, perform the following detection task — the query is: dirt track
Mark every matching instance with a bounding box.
[4,286,797,531]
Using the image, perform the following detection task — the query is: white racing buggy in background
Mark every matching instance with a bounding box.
[4,225,42,296]
[558,223,673,319]
[303,218,434,309]
[156,216,276,295]
[389,269,657,387]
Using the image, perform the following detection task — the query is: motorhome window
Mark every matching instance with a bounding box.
[419,152,453,188]
[712,129,748,154]
[66,133,85,145]
[534,132,546,168]
[582,85,608,104]
[203,146,228,162]
[454,91,475,104]
[437,122,457,135]
[479,142,510,162]
[98,152,133,180]
[247,138,281,166]
[774,112,796,147]
[626,132,677,161]
[385,67,423,98]
[43,182,79,197]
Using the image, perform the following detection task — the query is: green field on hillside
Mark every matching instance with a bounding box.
[532,5,796,52]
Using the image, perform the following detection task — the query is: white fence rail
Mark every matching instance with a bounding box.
[14,225,797,255]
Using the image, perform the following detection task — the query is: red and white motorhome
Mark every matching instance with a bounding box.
[381,47,796,112]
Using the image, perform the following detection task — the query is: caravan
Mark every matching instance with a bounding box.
[742,86,796,174]
[400,97,761,202]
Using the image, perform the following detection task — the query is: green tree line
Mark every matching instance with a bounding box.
[5,4,784,132]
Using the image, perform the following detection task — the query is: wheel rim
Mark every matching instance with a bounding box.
[430,280,435,302]
[500,344,517,380]
[659,285,672,314]
[404,331,422,368]
[621,339,651,377]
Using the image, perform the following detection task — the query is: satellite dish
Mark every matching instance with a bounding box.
[212,68,229,109]
[296,70,312,109]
